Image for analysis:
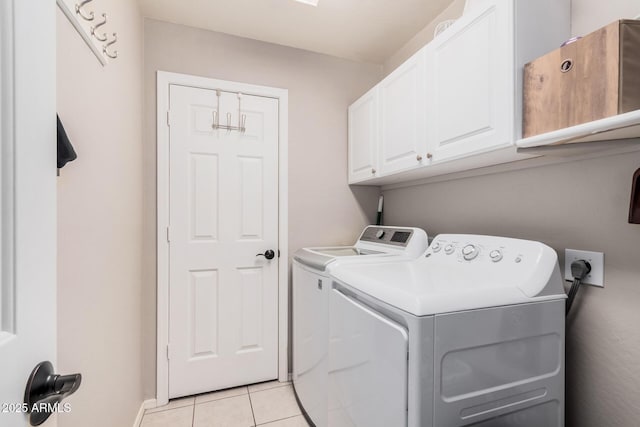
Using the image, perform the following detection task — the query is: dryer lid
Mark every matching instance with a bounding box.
[330,234,566,316]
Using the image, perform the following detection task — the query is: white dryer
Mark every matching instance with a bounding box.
[329,234,566,427]
[292,226,429,427]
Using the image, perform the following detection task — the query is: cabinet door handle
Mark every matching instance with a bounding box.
[416,154,423,161]
[426,153,433,160]
[371,168,376,174]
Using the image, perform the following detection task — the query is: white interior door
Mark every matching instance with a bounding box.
[0,1,58,426]
[168,84,280,398]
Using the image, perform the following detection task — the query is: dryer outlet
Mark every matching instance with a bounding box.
[564,249,604,287]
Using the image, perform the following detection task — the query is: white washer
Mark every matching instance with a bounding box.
[329,234,566,427]
[292,226,429,427]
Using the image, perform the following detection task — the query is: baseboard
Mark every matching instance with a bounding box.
[133,399,157,427]
[143,399,158,410]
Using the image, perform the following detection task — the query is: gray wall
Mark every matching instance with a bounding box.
[56,0,144,426]
[142,19,383,398]
[382,1,640,426]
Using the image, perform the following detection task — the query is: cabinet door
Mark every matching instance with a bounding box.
[426,1,513,162]
[379,48,428,175]
[348,88,379,183]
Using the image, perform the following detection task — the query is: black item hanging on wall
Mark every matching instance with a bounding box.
[630,168,640,224]
[57,115,77,169]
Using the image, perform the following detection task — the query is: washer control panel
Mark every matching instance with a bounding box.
[418,234,561,300]
[425,235,535,265]
[359,226,415,247]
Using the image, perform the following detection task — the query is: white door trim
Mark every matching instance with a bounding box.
[156,71,289,406]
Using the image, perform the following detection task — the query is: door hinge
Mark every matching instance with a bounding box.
[278,249,281,258]
[166,110,171,127]
[166,226,171,243]
[166,344,171,360]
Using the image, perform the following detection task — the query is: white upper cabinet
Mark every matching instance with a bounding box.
[379,48,428,175]
[348,87,379,183]
[347,0,570,185]
[425,1,513,162]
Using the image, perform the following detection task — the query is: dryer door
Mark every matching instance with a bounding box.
[329,288,408,427]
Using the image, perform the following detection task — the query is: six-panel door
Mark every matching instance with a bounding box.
[168,84,280,398]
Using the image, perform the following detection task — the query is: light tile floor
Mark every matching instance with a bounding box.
[141,381,310,427]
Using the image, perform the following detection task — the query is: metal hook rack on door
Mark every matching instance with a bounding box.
[211,91,247,133]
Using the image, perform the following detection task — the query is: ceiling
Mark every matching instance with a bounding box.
[138,0,453,64]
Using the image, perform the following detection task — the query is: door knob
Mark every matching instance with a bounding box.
[24,361,82,426]
[256,249,275,260]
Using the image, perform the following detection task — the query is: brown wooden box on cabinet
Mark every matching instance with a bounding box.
[523,19,640,139]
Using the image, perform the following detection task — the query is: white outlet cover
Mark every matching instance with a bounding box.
[564,249,604,287]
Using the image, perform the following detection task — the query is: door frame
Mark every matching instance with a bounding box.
[156,71,289,405]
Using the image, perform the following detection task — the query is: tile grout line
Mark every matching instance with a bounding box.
[194,390,250,406]
[191,401,196,427]
[248,382,291,395]
[144,400,195,415]
[148,387,252,415]
[255,413,305,426]
[247,389,258,427]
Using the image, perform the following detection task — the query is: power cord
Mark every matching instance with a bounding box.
[566,260,591,315]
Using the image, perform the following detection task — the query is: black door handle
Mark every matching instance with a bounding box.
[256,249,275,260]
[24,361,82,426]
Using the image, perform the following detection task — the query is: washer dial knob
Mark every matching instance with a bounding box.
[431,242,442,252]
[444,244,456,255]
[462,244,479,260]
[489,250,503,262]
[375,230,386,239]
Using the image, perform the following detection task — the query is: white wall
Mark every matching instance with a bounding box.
[572,0,640,36]
[383,0,465,75]
[56,1,144,425]
[142,19,383,398]
[380,1,640,426]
